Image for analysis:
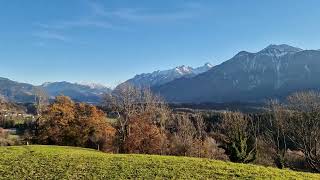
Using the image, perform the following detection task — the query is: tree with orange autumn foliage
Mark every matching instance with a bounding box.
[123,112,167,154]
[36,96,115,151]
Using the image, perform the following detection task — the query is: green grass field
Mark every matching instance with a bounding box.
[0,145,319,179]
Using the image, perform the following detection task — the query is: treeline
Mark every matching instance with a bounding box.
[1,85,320,173]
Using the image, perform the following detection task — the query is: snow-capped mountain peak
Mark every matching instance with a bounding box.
[259,44,303,57]
[40,81,111,103]
[204,62,214,68]
[41,82,52,87]
[120,62,214,88]
[175,65,193,75]
[263,44,302,52]
[194,63,214,74]
[78,82,109,90]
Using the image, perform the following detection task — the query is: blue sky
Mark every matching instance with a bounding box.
[1,0,320,87]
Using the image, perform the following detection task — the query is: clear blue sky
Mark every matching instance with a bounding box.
[1,0,320,87]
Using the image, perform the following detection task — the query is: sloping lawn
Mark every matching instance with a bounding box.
[0,145,319,179]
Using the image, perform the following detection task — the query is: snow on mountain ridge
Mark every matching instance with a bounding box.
[262,44,303,52]
[175,65,193,75]
[122,63,214,88]
[193,63,214,74]
[233,44,304,59]
[258,44,303,58]
[41,82,109,90]
[78,82,109,90]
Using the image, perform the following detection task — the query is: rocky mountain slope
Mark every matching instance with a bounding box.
[0,77,36,103]
[154,44,320,103]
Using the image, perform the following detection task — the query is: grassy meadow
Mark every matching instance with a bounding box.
[0,145,319,179]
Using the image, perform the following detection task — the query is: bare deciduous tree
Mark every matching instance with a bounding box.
[34,87,49,116]
[265,100,289,169]
[285,91,320,172]
[168,113,197,157]
[104,84,170,153]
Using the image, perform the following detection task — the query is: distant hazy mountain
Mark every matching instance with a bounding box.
[119,63,213,88]
[154,44,320,103]
[41,82,111,103]
[0,78,111,104]
[0,77,36,103]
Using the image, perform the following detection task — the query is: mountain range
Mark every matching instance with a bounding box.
[41,82,111,103]
[118,63,213,88]
[153,44,320,102]
[0,63,213,104]
[0,79,111,104]
[2,44,320,104]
